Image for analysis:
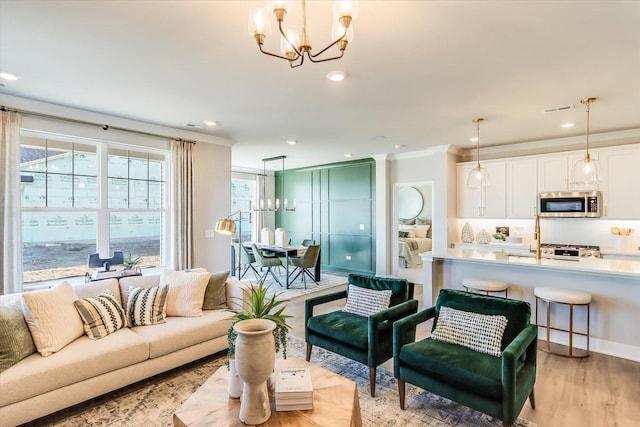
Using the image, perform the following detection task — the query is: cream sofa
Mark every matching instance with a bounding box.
[0,274,248,427]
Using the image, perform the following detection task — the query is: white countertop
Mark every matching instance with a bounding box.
[422,248,640,279]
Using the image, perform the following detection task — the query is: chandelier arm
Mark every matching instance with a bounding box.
[289,56,304,68]
[277,19,303,58]
[307,49,346,63]
[258,44,299,62]
[308,33,347,59]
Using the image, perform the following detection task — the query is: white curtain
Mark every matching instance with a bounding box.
[0,111,23,295]
[170,140,194,270]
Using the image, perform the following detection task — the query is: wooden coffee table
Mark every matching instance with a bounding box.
[173,357,362,427]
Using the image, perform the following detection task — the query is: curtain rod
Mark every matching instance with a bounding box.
[1,105,196,144]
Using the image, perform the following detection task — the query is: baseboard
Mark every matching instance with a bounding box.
[537,328,640,362]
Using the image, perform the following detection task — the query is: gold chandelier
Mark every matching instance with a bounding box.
[248,0,359,68]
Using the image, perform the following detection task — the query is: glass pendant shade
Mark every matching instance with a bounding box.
[569,155,601,186]
[248,8,272,37]
[333,0,359,20]
[467,165,491,190]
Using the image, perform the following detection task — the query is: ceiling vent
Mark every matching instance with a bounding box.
[183,123,201,128]
[543,104,575,113]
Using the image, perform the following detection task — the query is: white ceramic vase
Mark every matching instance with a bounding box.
[227,358,243,398]
[461,222,474,243]
[234,319,276,425]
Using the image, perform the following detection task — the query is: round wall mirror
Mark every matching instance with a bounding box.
[398,186,423,220]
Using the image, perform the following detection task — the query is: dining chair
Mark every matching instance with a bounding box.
[251,243,284,286]
[236,241,260,280]
[287,244,321,288]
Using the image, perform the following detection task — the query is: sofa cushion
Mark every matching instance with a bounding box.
[21,281,85,357]
[0,328,149,407]
[343,285,392,317]
[202,270,230,310]
[434,289,530,350]
[0,305,36,372]
[347,274,410,307]
[399,338,522,399]
[131,309,233,358]
[431,306,508,357]
[160,269,211,317]
[73,278,121,301]
[307,311,392,350]
[74,290,128,339]
[127,285,169,326]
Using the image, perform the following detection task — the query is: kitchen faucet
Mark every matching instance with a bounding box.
[534,214,542,260]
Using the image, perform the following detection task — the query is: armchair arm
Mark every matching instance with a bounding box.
[501,324,538,419]
[392,307,436,376]
[304,289,347,341]
[368,299,418,367]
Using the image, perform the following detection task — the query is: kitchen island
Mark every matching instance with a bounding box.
[421,249,640,361]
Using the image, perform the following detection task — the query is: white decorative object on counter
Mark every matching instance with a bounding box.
[476,229,491,244]
[260,228,274,246]
[461,222,474,243]
[275,228,288,247]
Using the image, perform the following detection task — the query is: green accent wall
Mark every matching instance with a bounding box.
[275,158,375,275]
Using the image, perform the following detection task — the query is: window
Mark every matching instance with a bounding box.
[20,133,168,284]
[231,178,255,242]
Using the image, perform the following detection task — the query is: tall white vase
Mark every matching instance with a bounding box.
[234,319,276,425]
[227,358,243,398]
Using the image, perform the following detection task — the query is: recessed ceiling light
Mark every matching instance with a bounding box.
[203,120,217,127]
[286,139,297,145]
[344,153,353,158]
[0,72,20,81]
[327,71,348,82]
[469,137,478,142]
[561,123,574,128]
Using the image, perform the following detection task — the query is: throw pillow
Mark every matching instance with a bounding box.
[0,306,36,372]
[398,231,409,238]
[431,306,508,357]
[342,285,392,317]
[74,290,127,339]
[398,224,416,238]
[202,270,230,310]
[21,281,85,357]
[160,269,211,317]
[415,224,431,238]
[127,284,169,326]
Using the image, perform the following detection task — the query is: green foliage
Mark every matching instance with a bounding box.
[123,253,142,269]
[227,280,292,365]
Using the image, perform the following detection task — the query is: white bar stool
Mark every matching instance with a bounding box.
[534,287,591,358]
[462,278,508,298]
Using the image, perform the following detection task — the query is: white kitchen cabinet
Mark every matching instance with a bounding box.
[457,161,506,218]
[601,147,640,219]
[506,158,537,218]
[537,152,601,193]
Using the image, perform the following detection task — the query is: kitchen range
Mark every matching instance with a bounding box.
[540,243,601,260]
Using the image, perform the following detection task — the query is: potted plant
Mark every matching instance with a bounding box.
[122,253,142,276]
[227,280,292,364]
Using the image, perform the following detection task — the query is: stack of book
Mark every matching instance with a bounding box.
[274,367,313,411]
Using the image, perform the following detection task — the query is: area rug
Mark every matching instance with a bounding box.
[240,271,348,300]
[24,337,542,427]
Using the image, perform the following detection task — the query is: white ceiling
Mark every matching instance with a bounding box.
[1,1,639,170]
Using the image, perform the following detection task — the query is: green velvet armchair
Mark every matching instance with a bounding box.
[305,273,418,397]
[393,289,537,427]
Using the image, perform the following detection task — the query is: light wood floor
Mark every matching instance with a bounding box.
[284,281,640,427]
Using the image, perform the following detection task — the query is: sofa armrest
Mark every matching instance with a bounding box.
[501,323,538,416]
[225,278,251,312]
[392,307,436,376]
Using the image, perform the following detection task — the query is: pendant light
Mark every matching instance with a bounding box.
[569,97,601,186]
[466,118,491,189]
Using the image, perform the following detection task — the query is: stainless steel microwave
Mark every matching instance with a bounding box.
[538,191,602,218]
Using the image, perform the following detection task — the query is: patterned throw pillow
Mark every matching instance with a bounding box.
[127,285,169,327]
[431,306,508,357]
[21,281,85,357]
[398,231,409,238]
[342,285,392,317]
[0,306,36,372]
[74,290,127,339]
[202,270,230,310]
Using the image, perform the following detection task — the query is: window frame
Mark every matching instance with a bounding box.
[20,130,170,286]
